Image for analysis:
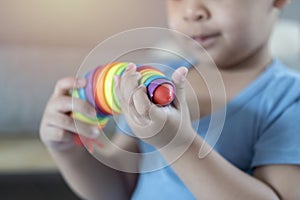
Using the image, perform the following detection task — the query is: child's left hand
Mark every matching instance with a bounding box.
[114,63,194,149]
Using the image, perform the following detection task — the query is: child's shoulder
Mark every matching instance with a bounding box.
[264,59,300,98]
[271,59,300,80]
[257,59,300,119]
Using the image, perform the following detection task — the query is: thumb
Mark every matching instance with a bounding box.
[172,67,188,109]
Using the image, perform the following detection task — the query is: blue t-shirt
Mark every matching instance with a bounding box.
[116,59,300,200]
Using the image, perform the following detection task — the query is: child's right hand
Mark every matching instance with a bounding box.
[40,77,100,151]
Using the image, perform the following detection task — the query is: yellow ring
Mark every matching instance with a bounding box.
[104,62,127,113]
[140,71,164,83]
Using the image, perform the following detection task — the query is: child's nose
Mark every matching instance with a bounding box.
[183,0,209,22]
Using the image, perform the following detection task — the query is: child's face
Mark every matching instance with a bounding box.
[166,0,279,68]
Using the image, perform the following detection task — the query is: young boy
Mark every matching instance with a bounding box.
[40,0,300,199]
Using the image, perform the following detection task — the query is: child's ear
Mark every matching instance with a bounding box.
[273,0,291,9]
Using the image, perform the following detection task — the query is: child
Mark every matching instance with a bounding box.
[40,0,300,199]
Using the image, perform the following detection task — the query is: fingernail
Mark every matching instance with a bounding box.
[182,69,188,77]
[90,128,100,139]
[180,68,188,81]
[125,63,135,71]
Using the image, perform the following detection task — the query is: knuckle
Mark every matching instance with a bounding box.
[73,121,89,137]
[62,116,74,127]
[55,77,75,91]
[56,129,67,141]
[57,76,74,86]
[73,99,91,113]
[60,96,72,104]
[61,96,72,106]
[47,98,58,109]
[50,130,66,143]
[49,96,70,111]
[54,78,65,90]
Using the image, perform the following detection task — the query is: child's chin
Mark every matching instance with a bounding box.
[194,49,225,68]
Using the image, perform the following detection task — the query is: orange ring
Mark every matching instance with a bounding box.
[137,65,159,72]
[93,65,110,115]
[95,62,117,115]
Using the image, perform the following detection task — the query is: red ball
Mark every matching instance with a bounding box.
[152,83,175,106]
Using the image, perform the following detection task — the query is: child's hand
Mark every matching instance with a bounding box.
[40,77,100,151]
[114,64,194,148]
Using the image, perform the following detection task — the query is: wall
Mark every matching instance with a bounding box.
[0,1,299,136]
[0,0,167,135]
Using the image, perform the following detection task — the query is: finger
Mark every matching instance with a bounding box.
[72,118,101,139]
[40,126,76,151]
[115,75,146,125]
[48,96,96,117]
[171,67,188,109]
[120,63,141,107]
[46,112,100,139]
[114,75,124,109]
[133,85,151,117]
[41,126,73,143]
[149,104,167,121]
[53,77,86,97]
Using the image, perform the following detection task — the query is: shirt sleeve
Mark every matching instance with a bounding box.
[251,99,300,168]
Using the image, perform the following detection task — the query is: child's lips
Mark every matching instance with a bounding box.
[192,33,221,48]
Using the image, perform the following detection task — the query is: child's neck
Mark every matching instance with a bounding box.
[220,44,272,101]
[186,44,272,120]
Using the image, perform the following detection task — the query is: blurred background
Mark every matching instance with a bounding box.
[0,0,299,199]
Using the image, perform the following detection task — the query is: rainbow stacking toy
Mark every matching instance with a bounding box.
[71,62,176,150]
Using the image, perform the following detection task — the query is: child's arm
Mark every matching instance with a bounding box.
[159,134,282,200]
[115,65,300,199]
[155,130,300,200]
[40,77,138,200]
[47,142,133,200]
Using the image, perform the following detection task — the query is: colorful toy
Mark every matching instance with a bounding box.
[71,62,176,152]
